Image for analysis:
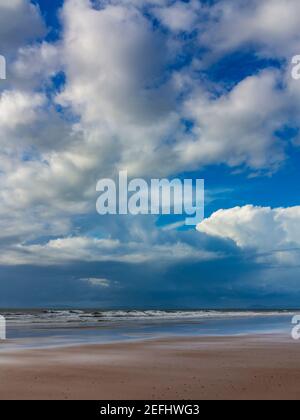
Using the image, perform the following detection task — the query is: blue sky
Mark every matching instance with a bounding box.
[0,0,300,308]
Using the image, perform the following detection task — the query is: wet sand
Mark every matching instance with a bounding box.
[0,335,300,400]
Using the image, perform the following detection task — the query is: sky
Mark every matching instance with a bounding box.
[0,0,300,309]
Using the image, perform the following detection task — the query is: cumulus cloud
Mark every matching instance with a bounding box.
[54,0,185,178]
[12,42,61,89]
[200,0,300,59]
[0,90,45,131]
[197,205,300,265]
[181,70,288,172]
[0,0,45,54]
[58,0,173,125]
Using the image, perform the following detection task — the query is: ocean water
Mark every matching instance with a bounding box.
[0,309,297,350]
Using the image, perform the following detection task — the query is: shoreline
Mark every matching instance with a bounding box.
[0,334,299,400]
[0,328,290,352]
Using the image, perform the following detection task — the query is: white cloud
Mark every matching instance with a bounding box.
[181,70,288,172]
[0,234,219,266]
[81,278,111,288]
[197,205,300,265]
[12,42,61,89]
[154,0,200,32]
[53,0,184,179]
[58,0,173,126]
[200,0,300,59]
[0,90,45,130]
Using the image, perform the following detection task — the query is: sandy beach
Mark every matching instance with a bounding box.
[0,334,300,400]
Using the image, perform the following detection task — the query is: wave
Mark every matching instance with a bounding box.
[0,309,296,325]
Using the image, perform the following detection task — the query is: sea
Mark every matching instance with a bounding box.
[0,309,297,351]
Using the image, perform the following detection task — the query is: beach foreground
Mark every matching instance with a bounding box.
[0,335,299,400]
